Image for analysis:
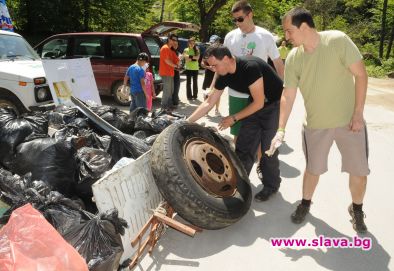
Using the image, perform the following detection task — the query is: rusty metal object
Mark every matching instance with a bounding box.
[128,202,200,269]
[183,138,237,197]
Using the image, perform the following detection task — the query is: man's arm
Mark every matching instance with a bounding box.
[140,78,147,96]
[218,77,265,130]
[187,89,223,122]
[123,75,129,86]
[265,86,297,156]
[348,59,368,132]
[272,57,284,80]
[278,86,297,130]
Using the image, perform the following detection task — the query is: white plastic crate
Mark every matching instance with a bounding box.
[92,150,163,262]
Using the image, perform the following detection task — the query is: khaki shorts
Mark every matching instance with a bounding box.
[302,125,370,176]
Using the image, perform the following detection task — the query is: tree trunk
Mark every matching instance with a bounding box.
[160,0,165,22]
[198,0,228,42]
[386,22,394,59]
[83,0,90,31]
[379,0,388,58]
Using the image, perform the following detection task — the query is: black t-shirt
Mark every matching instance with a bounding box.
[215,56,283,103]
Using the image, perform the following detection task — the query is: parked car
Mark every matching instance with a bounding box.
[34,22,200,105]
[0,30,53,114]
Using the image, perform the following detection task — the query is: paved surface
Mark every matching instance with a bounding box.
[106,74,394,271]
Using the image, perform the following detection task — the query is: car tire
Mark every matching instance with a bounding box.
[112,81,131,106]
[150,122,252,230]
[0,94,26,115]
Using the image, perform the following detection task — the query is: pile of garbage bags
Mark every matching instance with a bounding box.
[0,103,185,270]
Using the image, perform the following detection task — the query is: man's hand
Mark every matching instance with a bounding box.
[218,116,235,131]
[265,130,285,157]
[349,112,364,132]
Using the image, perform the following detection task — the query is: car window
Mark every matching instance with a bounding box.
[40,38,68,58]
[110,36,140,59]
[143,36,161,57]
[0,34,40,60]
[74,37,105,58]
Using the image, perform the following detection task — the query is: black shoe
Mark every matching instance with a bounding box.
[256,165,263,180]
[254,187,278,202]
[291,204,310,224]
[348,204,368,233]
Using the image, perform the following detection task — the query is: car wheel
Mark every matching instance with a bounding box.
[150,122,252,230]
[0,95,26,115]
[112,81,131,106]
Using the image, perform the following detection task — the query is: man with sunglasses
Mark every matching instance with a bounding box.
[159,33,180,111]
[188,45,283,199]
[224,0,284,201]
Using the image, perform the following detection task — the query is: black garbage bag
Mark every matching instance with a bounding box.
[85,132,111,150]
[7,137,77,196]
[129,107,149,121]
[63,209,128,271]
[133,130,155,140]
[0,169,51,201]
[0,108,48,164]
[75,147,112,202]
[0,169,52,224]
[48,105,81,128]
[144,134,159,146]
[38,191,91,235]
[90,105,134,134]
[106,131,150,164]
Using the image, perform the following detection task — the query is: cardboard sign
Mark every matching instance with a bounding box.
[42,58,102,106]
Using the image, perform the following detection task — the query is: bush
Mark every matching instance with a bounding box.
[365,56,394,78]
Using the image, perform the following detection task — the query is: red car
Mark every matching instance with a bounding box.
[34,22,200,105]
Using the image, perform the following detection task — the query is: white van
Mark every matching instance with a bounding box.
[0,30,53,114]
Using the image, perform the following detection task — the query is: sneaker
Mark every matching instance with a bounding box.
[256,165,263,180]
[291,204,310,224]
[348,204,368,233]
[254,187,278,202]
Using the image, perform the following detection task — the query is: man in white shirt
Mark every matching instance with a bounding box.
[224,0,284,201]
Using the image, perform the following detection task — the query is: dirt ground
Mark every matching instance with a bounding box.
[366,77,394,111]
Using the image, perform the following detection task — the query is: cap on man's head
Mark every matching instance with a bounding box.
[209,35,221,43]
[137,52,149,62]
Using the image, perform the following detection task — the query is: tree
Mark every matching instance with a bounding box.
[379,0,389,58]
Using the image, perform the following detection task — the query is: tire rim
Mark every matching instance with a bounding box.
[116,85,131,103]
[183,138,237,197]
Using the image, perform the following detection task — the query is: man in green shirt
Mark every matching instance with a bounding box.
[267,7,369,233]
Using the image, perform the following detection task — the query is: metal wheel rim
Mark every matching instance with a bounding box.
[116,85,131,103]
[183,138,237,197]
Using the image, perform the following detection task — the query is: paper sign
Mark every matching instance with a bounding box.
[42,58,102,106]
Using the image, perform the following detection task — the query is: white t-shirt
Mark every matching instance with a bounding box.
[224,26,280,98]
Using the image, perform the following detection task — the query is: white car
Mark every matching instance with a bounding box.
[0,30,52,114]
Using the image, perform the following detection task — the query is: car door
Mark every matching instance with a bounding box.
[108,35,140,88]
[71,35,109,94]
[35,36,69,59]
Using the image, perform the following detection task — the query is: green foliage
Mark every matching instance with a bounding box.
[6,0,394,78]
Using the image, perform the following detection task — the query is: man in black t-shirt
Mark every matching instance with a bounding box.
[188,45,283,202]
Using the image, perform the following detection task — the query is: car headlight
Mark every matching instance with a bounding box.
[34,85,52,102]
